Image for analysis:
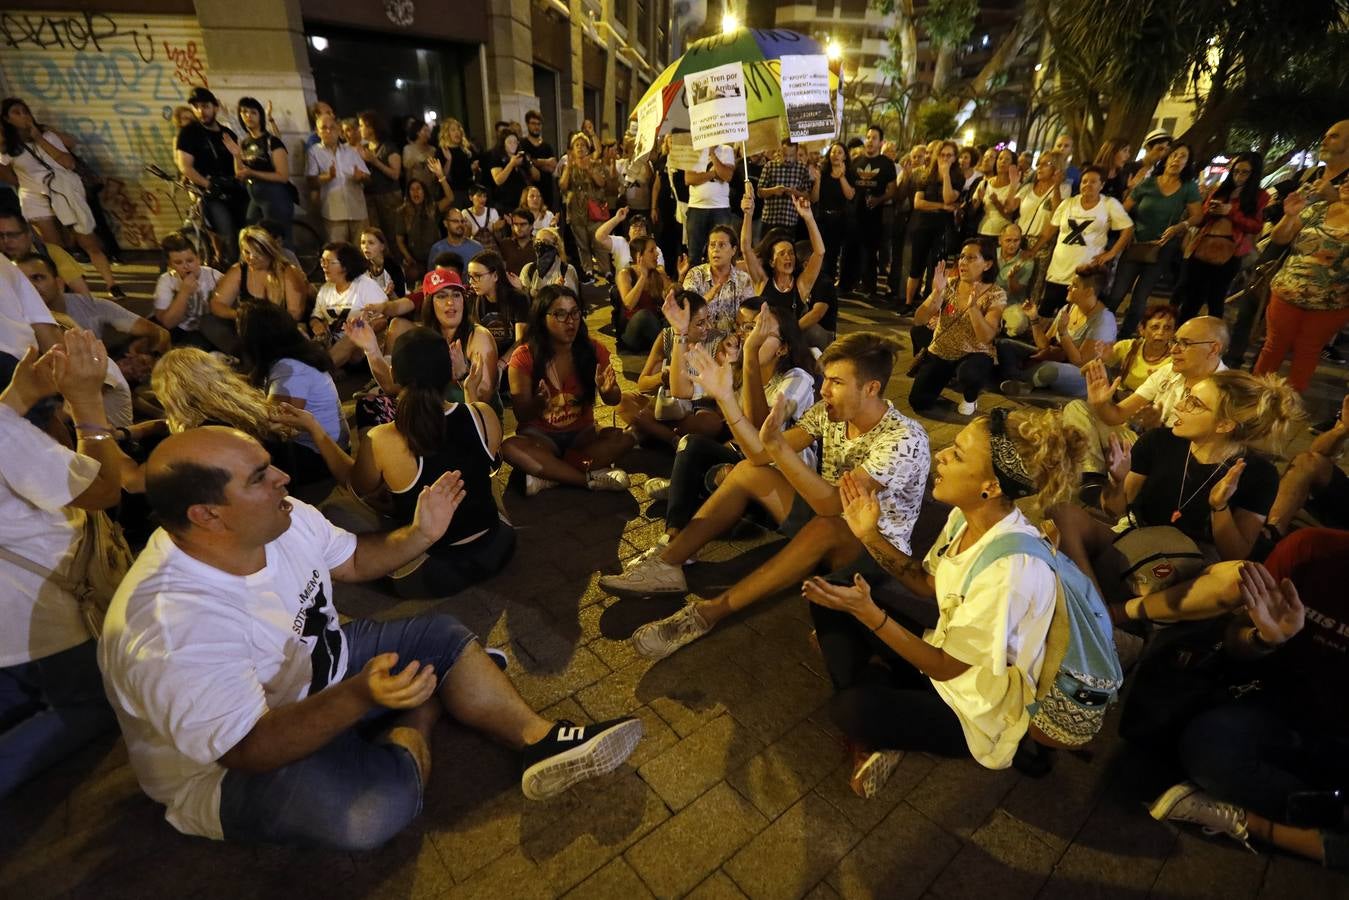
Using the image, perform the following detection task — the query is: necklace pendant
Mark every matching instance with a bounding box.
[1170,509,1182,524]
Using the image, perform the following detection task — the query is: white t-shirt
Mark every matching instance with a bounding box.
[312,273,385,325]
[99,499,358,840]
[0,131,70,202]
[462,206,500,234]
[687,145,735,210]
[977,180,1019,236]
[1015,182,1072,241]
[795,400,930,555]
[0,252,57,358]
[0,404,101,666]
[305,143,369,221]
[609,235,665,272]
[153,266,224,332]
[1046,195,1133,285]
[765,366,819,470]
[922,507,1057,769]
[1132,359,1228,427]
[266,358,349,452]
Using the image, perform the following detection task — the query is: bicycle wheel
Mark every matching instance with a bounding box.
[291,220,324,282]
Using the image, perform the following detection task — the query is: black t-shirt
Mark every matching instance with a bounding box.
[1129,428,1278,543]
[817,169,848,213]
[176,121,237,180]
[913,166,960,226]
[849,153,897,211]
[240,132,284,174]
[440,145,476,194]
[521,137,555,204]
[365,142,401,196]
[489,150,530,211]
[477,288,529,356]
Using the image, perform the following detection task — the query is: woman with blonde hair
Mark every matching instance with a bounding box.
[1052,368,1304,623]
[801,407,1091,795]
[436,117,477,200]
[208,224,307,322]
[519,226,579,298]
[523,185,555,232]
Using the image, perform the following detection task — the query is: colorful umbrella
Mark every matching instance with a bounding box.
[633,28,841,141]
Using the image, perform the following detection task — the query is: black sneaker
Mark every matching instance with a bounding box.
[109,285,128,301]
[520,717,643,800]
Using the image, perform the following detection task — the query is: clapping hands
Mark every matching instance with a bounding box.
[684,345,733,402]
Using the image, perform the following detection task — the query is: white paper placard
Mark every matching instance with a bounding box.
[780,54,835,142]
[685,62,749,151]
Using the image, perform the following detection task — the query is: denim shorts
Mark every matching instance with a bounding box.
[218,613,476,850]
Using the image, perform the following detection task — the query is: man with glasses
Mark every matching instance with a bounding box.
[426,210,484,274]
[496,208,537,275]
[1064,315,1229,500]
[0,210,91,297]
[521,110,557,206]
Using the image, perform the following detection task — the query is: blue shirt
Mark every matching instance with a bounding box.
[427,238,484,272]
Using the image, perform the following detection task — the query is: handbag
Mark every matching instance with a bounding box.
[587,197,611,223]
[0,509,134,641]
[654,385,692,421]
[1191,216,1237,265]
[26,142,96,233]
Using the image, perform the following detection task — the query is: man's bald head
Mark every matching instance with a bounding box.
[1186,315,1230,352]
[146,427,253,533]
[1323,120,1349,157]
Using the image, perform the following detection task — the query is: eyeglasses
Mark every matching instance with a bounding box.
[548,309,582,323]
[1176,393,1210,413]
[0,229,27,239]
[466,271,490,281]
[1173,337,1217,350]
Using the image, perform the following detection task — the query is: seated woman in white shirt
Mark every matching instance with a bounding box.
[802,407,1086,798]
[312,241,387,366]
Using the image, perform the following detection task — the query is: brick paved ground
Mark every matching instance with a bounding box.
[2,261,1347,899]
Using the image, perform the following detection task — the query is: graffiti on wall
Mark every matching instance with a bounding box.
[0,11,211,248]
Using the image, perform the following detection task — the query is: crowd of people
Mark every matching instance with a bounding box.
[2,90,1348,874]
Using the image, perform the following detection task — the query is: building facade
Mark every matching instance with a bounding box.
[0,0,674,248]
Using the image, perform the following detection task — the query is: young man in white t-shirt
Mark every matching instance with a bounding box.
[602,332,930,662]
[684,144,736,268]
[152,232,232,352]
[0,329,130,799]
[1024,166,1133,317]
[99,427,641,848]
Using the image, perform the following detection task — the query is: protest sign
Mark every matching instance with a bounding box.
[780,54,835,142]
[686,62,749,150]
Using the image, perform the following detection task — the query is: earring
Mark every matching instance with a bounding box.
[980,490,990,499]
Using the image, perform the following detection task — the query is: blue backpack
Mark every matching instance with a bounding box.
[942,509,1124,748]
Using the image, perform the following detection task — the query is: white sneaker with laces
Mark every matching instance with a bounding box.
[599,552,688,596]
[631,603,711,660]
[957,399,977,416]
[849,749,904,799]
[645,477,671,500]
[587,467,631,491]
[525,474,558,497]
[1149,782,1256,852]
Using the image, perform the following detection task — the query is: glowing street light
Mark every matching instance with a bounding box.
[722,11,740,33]
[825,38,842,60]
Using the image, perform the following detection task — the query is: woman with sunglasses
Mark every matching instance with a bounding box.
[1051,369,1302,623]
[500,285,634,494]
[1176,153,1267,323]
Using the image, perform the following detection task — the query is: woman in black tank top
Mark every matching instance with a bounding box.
[739,185,826,337]
[355,327,515,597]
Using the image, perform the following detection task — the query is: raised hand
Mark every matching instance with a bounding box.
[1105,433,1132,485]
[358,652,438,710]
[792,194,814,220]
[596,359,618,396]
[413,469,467,542]
[51,328,109,407]
[448,340,468,381]
[684,345,733,402]
[759,393,789,448]
[426,156,444,180]
[1239,562,1305,646]
[838,470,881,539]
[745,304,779,354]
[345,313,380,354]
[269,400,319,435]
[221,132,241,158]
[801,573,878,620]
[615,206,629,222]
[1,344,59,412]
[662,289,692,334]
[1282,190,1308,219]
[1082,359,1120,406]
[931,260,948,297]
[676,251,691,281]
[1210,458,1245,511]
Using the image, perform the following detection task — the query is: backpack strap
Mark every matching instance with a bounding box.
[956,530,1057,598]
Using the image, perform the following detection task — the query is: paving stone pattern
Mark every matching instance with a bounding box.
[2,263,1346,899]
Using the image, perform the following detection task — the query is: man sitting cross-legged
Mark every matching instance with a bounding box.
[99,427,641,850]
[600,332,930,661]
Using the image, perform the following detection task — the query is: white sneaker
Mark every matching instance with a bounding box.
[849,749,904,799]
[599,552,688,596]
[645,477,671,500]
[631,603,711,660]
[586,467,631,492]
[957,399,977,416]
[1149,782,1255,852]
[525,474,558,497]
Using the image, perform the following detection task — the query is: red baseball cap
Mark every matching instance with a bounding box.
[421,268,466,296]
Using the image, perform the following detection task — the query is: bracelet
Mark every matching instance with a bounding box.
[77,432,113,442]
[871,611,890,633]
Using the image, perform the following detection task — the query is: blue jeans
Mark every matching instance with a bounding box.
[684,206,731,267]
[245,180,295,245]
[203,195,243,264]
[1111,240,1179,336]
[218,614,476,850]
[0,639,117,800]
[1179,702,1349,868]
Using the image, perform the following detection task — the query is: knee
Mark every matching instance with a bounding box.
[326,772,422,851]
[828,688,875,744]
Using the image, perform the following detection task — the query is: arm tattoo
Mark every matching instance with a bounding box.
[863,534,933,597]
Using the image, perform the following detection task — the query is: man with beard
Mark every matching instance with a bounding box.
[175,88,246,264]
[426,208,485,273]
[520,110,558,206]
